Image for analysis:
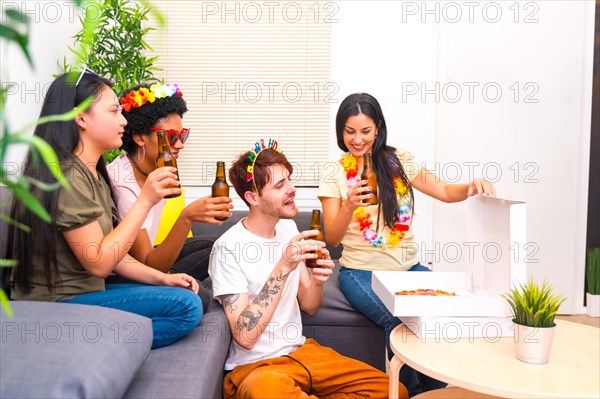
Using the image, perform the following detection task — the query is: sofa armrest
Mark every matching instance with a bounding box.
[1,301,152,399]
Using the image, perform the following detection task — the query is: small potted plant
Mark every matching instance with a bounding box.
[502,277,565,364]
[586,248,600,317]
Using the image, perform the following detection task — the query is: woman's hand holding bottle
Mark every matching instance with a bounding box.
[344,180,374,212]
[182,196,233,224]
[139,167,182,206]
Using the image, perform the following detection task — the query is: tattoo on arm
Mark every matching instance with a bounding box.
[237,310,262,331]
[223,294,239,314]
[235,272,288,332]
[254,272,287,308]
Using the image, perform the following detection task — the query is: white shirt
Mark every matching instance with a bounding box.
[209,218,306,370]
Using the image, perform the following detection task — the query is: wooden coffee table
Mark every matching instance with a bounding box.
[389,320,600,398]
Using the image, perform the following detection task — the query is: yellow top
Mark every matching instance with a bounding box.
[154,188,192,246]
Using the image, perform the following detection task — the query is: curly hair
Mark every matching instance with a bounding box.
[119,84,188,153]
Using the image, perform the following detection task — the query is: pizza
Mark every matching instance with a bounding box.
[394,289,456,296]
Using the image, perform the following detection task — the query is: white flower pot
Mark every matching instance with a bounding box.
[513,321,556,364]
[586,293,600,317]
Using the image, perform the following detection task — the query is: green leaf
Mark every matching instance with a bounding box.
[0,25,33,67]
[587,248,600,295]
[102,148,123,164]
[4,7,29,23]
[0,259,18,267]
[7,134,71,190]
[3,180,50,223]
[0,214,31,233]
[35,96,93,126]
[28,179,64,192]
[142,0,166,27]
[0,289,13,318]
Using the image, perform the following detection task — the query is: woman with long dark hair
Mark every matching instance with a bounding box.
[7,71,202,349]
[319,93,496,396]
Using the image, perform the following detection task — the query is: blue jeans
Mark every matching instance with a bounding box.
[339,264,447,397]
[61,283,202,349]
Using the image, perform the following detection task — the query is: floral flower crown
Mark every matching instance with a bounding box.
[246,138,284,192]
[120,83,183,112]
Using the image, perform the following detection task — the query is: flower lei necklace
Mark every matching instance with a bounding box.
[342,155,412,249]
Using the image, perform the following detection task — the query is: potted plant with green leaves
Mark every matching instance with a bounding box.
[502,277,565,364]
[60,0,164,163]
[586,248,600,317]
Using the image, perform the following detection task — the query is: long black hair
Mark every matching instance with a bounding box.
[335,93,414,229]
[6,72,114,294]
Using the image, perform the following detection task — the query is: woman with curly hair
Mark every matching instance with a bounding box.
[107,83,232,303]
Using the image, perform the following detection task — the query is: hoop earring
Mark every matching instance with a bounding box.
[137,146,145,163]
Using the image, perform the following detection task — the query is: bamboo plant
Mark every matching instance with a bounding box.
[60,0,165,163]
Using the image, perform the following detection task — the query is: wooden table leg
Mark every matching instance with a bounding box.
[389,355,405,399]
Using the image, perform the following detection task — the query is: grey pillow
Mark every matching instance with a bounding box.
[0,301,152,399]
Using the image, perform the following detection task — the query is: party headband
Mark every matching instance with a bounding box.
[120,83,183,112]
[246,138,284,190]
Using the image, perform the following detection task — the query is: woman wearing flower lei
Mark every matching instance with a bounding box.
[318,93,496,396]
[107,83,233,311]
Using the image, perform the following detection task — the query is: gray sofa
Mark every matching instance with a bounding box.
[0,196,385,398]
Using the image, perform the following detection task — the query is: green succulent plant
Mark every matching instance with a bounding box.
[502,277,565,328]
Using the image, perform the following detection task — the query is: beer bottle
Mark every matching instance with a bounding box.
[211,161,230,221]
[305,209,324,268]
[360,153,378,205]
[156,130,181,198]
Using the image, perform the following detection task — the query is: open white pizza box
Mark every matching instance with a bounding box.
[372,196,528,338]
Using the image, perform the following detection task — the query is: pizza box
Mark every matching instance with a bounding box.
[399,316,515,340]
[372,271,511,317]
[372,197,528,320]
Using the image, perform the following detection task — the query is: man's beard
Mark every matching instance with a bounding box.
[259,196,298,220]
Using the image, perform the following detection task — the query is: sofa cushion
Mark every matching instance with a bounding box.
[123,299,231,399]
[301,264,378,328]
[0,301,152,399]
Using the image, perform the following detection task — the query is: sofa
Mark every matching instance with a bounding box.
[0,189,385,398]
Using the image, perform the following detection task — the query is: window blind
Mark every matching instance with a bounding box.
[146,0,334,186]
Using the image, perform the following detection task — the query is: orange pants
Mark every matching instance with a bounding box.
[223,338,407,399]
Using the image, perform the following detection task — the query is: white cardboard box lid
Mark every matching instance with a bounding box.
[465,196,528,295]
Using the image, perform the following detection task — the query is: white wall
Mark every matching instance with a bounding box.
[326,0,594,313]
[3,0,595,312]
[433,1,594,314]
